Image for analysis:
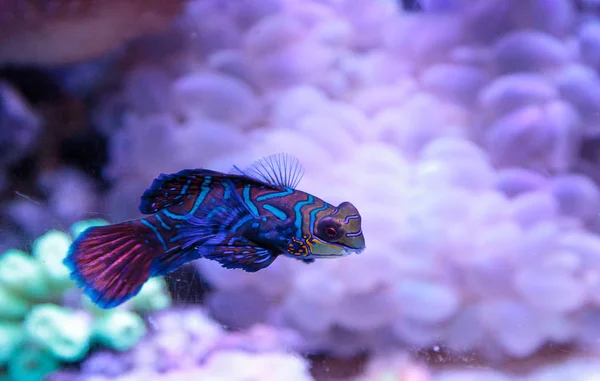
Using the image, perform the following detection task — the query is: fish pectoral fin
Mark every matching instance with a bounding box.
[200,244,278,272]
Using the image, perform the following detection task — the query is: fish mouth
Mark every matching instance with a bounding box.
[346,246,365,255]
[311,247,362,258]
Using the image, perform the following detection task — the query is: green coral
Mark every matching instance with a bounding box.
[24,304,92,362]
[0,286,30,319]
[0,322,24,366]
[92,310,147,351]
[8,344,59,381]
[0,250,50,300]
[0,219,172,381]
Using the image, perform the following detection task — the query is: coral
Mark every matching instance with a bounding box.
[355,352,432,381]
[89,0,600,367]
[0,220,171,381]
[357,352,600,381]
[53,307,313,381]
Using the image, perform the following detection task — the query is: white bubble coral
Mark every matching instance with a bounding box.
[99,0,600,364]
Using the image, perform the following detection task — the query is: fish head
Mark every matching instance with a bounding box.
[307,201,365,257]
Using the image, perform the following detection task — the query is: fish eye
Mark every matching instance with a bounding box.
[316,218,343,242]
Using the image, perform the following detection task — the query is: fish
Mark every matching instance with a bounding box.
[64,153,366,309]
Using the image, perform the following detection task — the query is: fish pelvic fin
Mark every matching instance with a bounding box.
[199,242,278,272]
[64,220,166,308]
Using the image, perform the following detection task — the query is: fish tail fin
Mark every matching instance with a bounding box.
[64,220,164,309]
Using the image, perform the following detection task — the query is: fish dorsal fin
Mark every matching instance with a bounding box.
[232,153,304,189]
[139,169,219,214]
[140,168,272,214]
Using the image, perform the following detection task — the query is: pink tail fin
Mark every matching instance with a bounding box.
[64,220,163,308]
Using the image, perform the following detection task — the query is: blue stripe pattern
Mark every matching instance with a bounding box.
[140,218,168,250]
[222,181,232,200]
[309,203,330,234]
[263,204,287,221]
[163,176,212,220]
[293,194,314,239]
[206,206,227,220]
[231,215,253,231]
[243,184,259,217]
[155,214,171,230]
[256,187,294,202]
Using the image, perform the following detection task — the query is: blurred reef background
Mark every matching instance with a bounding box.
[2,0,600,380]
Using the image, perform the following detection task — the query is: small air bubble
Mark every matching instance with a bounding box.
[433,345,440,352]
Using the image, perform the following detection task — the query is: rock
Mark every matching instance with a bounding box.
[0,0,184,64]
